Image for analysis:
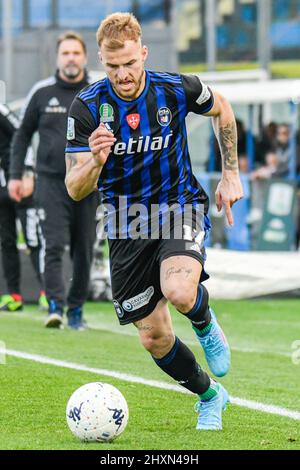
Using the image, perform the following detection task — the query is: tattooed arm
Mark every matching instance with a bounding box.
[204,90,244,225]
[65,152,102,201]
[65,123,116,201]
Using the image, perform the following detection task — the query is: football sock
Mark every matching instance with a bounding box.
[152,337,211,395]
[199,380,219,401]
[194,322,213,337]
[185,284,212,333]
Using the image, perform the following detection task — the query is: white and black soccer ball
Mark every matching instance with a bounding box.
[66,382,129,442]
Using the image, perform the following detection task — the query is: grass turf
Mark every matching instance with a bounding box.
[0,299,300,450]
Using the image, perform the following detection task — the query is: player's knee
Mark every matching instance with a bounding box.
[140,333,175,357]
[164,284,197,313]
[140,335,156,353]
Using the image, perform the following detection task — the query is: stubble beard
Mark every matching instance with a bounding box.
[114,69,145,100]
[62,64,82,81]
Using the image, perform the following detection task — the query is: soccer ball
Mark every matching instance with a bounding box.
[66,382,129,442]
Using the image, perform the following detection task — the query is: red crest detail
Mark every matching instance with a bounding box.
[126,113,140,130]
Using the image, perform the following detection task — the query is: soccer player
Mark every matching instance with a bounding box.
[65,13,244,429]
[0,103,46,311]
[9,32,99,329]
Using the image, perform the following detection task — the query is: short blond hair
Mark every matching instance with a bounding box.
[96,12,142,50]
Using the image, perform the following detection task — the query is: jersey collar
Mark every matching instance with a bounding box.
[55,70,89,90]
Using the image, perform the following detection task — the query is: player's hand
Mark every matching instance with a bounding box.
[88,123,116,167]
[21,174,35,198]
[8,179,23,202]
[215,171,244,226]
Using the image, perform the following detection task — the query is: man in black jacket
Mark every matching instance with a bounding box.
[0,103,45,311]
[9,32,99,329]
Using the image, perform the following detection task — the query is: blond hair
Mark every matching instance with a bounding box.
[56,31,87,55]
[96,12,142,50]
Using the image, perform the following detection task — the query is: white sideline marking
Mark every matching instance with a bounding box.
[88,323,293,358]
[10,312,292,359]
[2,348,300,422]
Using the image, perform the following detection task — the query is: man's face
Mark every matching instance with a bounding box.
[57,39,86,81]
[100,40,148,100]
[276,126,289,146]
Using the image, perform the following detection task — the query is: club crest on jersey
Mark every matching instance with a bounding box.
[126,113,140,130]
[157,107,172,127]
[100,103,114,123]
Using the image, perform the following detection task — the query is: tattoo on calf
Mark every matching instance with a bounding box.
[165,267,193,280]
[219,122,238,171]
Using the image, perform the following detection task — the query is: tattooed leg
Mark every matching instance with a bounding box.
[160,256,202,313]
[134,298,211,397]
[134,298,175,358]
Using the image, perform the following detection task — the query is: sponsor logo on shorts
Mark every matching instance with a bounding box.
[113,300,124,318]
[122,286,154,312]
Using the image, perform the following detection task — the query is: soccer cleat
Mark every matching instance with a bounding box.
[67,307,88,331]
[193,308,231,377]
[0,294,23,312]
[38,291,48,311]
[195,383,230,430]
[44,300,63,328]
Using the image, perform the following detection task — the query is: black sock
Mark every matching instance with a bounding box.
[185,284,211,330]
[152,337,210,395]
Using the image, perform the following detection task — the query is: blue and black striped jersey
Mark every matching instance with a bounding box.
[66,71,214,228]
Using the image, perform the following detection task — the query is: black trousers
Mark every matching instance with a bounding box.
[36,176,99,310]
[0,187,43,294]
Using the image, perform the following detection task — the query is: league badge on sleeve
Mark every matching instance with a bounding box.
[196,81,211,105]
[67,117,75,140]
[157,107,172,127]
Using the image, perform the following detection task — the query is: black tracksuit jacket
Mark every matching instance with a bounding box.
[10,71,91,179]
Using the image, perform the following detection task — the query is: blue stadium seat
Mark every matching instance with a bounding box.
[240,4,256,23]
[274,0,290,20]
[271,21,300,47]
[217,25,230,49]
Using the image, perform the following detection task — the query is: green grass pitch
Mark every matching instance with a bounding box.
[0,299,300,450]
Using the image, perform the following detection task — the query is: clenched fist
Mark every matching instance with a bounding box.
[88,123,116,167]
